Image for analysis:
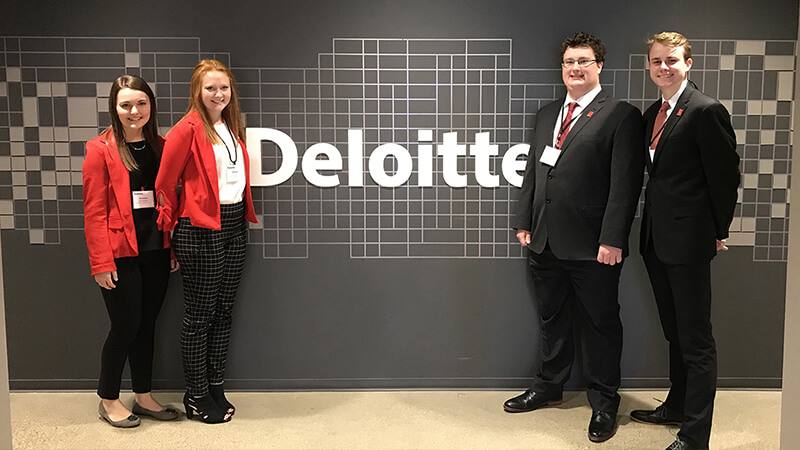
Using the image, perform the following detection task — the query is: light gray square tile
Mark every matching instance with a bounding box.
[67,97,98,126]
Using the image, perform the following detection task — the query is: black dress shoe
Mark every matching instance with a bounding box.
[502,389,562,413]
[630,404,684,426]
[587,410,617,443]
[665,438,707,450]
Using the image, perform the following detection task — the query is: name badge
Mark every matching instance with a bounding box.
[540,145,562,167]
[132,190,155,209]
[226,165,242,183]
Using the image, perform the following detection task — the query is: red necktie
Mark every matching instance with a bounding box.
[650,101,670,149]
[556,102,578,149]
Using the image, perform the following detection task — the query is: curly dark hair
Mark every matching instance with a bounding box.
[560,32,606,63]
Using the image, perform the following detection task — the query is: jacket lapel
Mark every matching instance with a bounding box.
[188,113,221,201]
[644,100,659,172]
[651,85,694,168]
[102,134,137,250]
[559,90,607,151]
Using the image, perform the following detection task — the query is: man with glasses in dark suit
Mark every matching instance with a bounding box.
[505,32,644,444]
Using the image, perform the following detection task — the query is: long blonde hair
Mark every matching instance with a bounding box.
[185,59,245,145]
[106,75,161,171]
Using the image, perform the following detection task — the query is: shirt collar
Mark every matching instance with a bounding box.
[662,79,688,110]
[565,84,602,109]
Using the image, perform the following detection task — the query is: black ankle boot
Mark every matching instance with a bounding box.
[208,384,235,415]
[183,392,231,423]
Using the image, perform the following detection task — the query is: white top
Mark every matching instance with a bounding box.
[552,84,603,147]
[212,123,246,204]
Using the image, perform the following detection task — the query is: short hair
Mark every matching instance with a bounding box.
[106,74,160,171]
[186,59,245,145]
[560,32,606,63]
[647,32,692,60]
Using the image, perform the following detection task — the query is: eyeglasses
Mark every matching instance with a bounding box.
[561,59,597,68]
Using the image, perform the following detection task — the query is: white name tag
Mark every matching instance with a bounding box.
[540,145,562,167]
[132,190,155,209]
[226,165,242,183]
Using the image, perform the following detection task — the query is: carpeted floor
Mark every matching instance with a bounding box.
[9,390,780,449]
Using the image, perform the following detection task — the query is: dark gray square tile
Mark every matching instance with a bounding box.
[718,71,733,99]
[733,72,748,99]
[36,68,66,82]
[44,230,60,243]
[766,41,794,55]
[24,142,39,155]
[748,72,763,98]
[6,53,20,67]
[66,83,96,97]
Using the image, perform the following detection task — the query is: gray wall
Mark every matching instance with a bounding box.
[0,0,794,390]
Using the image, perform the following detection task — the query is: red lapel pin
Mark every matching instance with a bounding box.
[677,108,684,116]
[587,111,594,118]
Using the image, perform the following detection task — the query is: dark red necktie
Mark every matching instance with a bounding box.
[650,101,670,149]
[556,102,578,149]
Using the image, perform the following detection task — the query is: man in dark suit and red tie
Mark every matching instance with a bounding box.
[630,32,740,450]
[505,32,644,443]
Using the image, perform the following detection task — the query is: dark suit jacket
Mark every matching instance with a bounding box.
[514,90,645,260]
[639,82,740,264]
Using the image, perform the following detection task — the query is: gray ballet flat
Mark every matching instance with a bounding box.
[132,401,180,421]
[98,401,140,428]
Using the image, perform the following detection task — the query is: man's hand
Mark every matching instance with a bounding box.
[716,239,728,251]
[516,229,531,246]
[597,244,623,265]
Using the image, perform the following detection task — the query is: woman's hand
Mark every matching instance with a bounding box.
[170,259,180,272]
[94,270,118,290]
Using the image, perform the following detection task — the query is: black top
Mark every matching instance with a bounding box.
[127,141,162,253]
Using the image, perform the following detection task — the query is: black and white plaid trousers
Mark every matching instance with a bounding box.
[172,202,247,397]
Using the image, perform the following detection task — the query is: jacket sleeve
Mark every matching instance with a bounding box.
[599,104,645,251]
[513,118,539,231]
[155,121,194,231]
[698,102,740,240]
[82,140,116,276]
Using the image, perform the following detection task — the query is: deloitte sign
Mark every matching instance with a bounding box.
[246,128,530,188]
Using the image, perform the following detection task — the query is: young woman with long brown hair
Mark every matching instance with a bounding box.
[83,75,179,428]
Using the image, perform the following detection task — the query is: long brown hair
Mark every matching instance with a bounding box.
[186,59,245,145]
[106,74,160,171]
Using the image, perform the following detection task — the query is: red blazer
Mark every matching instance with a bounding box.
[155,110,257,231]
[82,132,169,276]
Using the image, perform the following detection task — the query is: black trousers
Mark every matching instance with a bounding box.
[97,248,171,399]
[643,243,716,449]
[527,245,623,413]
[172,202,247,397]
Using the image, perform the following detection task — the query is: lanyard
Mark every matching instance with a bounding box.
[219,123,239,165]
[555,104,579,148]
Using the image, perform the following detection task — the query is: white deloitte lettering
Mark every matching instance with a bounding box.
[246,128,530,188]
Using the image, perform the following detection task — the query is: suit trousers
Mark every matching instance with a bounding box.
[643,242,716,449]
[97,248,171,399]
[527,245,623,412]
[172,202,247,397]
